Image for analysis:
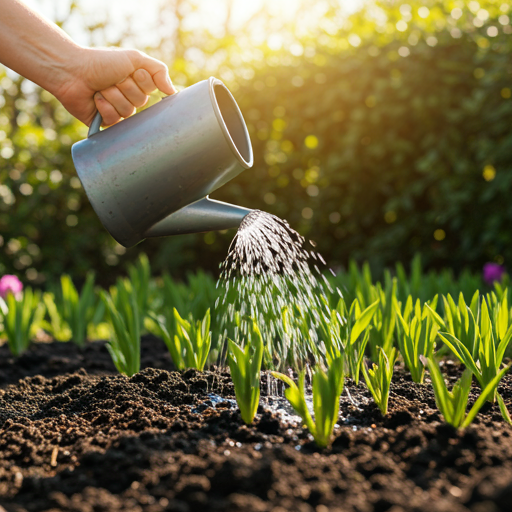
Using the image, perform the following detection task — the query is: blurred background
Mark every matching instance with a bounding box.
[0,0,511,286]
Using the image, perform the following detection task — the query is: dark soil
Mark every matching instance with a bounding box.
[1,338,512,512]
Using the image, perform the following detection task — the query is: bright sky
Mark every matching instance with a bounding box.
[25,0,365,48]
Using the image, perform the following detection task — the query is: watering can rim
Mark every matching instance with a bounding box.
[208,77,254,170]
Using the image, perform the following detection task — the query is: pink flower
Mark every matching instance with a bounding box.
[483,263,505,286]
[0,275,23,300]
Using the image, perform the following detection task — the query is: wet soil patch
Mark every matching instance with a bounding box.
[1,339,512,512]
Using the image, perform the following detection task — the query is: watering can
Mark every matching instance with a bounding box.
[71,77,254,248]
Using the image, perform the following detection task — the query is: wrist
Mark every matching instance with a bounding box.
[43,43,86,98]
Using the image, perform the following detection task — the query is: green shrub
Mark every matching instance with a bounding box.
[1,1,512,283]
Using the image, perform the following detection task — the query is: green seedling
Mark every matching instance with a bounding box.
[0,287,44,356]
[422,355,511,428]
[343,266,397,361]
[42,273,99,347]
[272,356,344,448]
[362,347,397,416]
[102,280,141,376]
[318,297,379,385]
[394,295,440,383]
[436,291,480,359]
[42,292,71,342]
[127,253,151,316]
[227,321,264,425]
[158,271,218,354]
[438,299,512,403]
[368,278,397,361]
[485,289,512,352]
[149,308,211,370]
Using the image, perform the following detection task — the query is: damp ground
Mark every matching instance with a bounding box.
[1,337,512,512]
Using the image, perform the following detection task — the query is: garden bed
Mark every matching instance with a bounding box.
[1,336,511,512]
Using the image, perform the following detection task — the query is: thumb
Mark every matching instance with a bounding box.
[128,50,176,95]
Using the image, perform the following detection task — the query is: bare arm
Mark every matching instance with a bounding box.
[0,0,176,126]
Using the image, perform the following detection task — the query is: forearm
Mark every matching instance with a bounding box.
[0,0,81,95]
[0,0,174,126]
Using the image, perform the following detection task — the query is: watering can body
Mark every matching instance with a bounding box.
[71,77,253,248]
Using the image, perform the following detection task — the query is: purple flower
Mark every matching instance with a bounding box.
[483,262,505,286]
[0,275,23,300]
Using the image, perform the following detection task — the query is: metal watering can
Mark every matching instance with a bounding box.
[71,77,254,248]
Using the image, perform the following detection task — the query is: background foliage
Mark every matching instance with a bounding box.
[1,0,511,285]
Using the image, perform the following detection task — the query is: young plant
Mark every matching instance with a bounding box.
[422,356,511,428]
[102,280,141,376]
[227,321,264,425]
[368,278,397,361]
[438,299,512,404]
[0,287,44,356]
[485,289,512,353]
[394,295,440,383]
[362,347,397,416]
[437,291,480,359]
[149,308,211,370]
[127,253,151,316]
[272,356,344,448]
[42,292,71,342]
[318,297,379,385]
[42,273,98,347]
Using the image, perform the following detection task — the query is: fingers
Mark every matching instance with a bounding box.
[94,92,122,127]
[127,50,176,96]
[116,76,149,108]
[94,86,137,127]
[91,48,176,128]
[132,69,156,95]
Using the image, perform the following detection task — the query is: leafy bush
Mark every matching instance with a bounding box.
[1,1,512,284]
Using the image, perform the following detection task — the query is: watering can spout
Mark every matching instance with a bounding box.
[143,196,252,238]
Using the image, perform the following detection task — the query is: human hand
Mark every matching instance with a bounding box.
[53,47,176,127]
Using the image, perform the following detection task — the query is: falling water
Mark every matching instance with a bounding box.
[216,210,339,370]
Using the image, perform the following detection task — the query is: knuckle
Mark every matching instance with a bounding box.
[117,78,133,92]
[128,49,145,64]
[128,48,142,59]
[135,69,150,82]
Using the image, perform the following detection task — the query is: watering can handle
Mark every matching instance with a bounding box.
[87,91,169,137]
[88,111,103,138]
